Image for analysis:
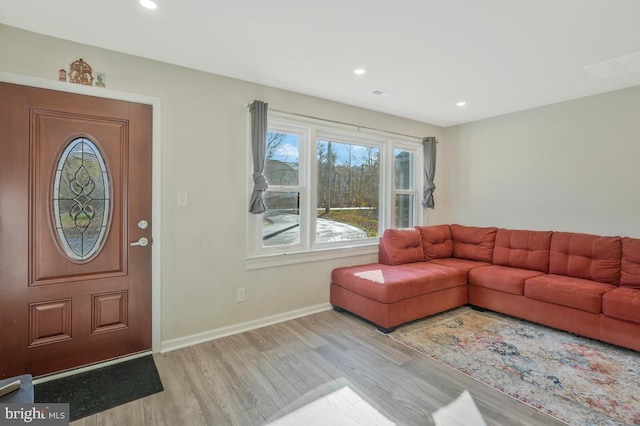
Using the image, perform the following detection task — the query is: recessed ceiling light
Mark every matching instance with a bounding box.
[353,69,366,75]
[140,0,157,10]
[456,101,467,107]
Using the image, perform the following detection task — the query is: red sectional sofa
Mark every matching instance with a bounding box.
[330,224,640,352]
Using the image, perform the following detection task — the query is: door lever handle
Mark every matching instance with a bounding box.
[130,237,150,247]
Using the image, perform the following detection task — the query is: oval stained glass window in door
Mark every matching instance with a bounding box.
[53,137,111,261]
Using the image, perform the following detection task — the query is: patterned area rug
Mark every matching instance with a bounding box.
[389,307,640,426]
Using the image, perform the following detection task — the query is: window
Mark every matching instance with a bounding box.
[316,139,379,243]
[250,113,423,262]
[394,148,415,228]
[262,129,305,249]
[53,137,110,261]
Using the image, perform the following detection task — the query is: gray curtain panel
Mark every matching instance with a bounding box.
[422,137,436,208]
[249,100,269,214]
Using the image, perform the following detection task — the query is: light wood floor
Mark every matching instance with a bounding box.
[72,309,567,425]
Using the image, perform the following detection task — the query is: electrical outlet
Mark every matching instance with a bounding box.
[236,288,246,302]
[177,192,189,207]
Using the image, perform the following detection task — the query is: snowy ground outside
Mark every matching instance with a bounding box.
[263,214,368,245]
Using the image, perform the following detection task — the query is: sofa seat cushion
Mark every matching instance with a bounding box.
[428,258,491,273]
[524,274,616,313]
[331,262,467,304]
[602,287,640,324]
[469,265,545,295]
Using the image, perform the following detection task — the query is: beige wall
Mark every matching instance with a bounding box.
[0,24,444,346]
[443,85,640,238]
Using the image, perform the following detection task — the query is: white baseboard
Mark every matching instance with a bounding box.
[160,303,333,353]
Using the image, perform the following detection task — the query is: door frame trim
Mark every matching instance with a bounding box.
[1,71,162,353]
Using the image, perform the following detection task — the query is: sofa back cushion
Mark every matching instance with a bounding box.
[621,237,640,289]
[493,228,552,273]
[378,228,424,265]
[415,225,453,261]
[450,224,497,263]
[549,232,621,284]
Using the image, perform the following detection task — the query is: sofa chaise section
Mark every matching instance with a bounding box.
[330,225,495,332]
[330,262,467,333]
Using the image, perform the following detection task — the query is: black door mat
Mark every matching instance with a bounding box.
[34,355,164,421]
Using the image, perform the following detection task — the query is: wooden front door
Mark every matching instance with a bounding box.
[0,82,152,378]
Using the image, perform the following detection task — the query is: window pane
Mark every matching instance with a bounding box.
[262,192,300,247]
[395,194,414,228]
[265,132,299,186]
[395,149,413,190]
[317,139,379,243]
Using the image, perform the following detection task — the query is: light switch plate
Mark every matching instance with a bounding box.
[177,192,188,206]
[236,288,246,302]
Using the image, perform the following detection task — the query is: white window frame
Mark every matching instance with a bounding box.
[391,141,423,229]
[253,120,310,256]
[247,112,424,269]
[313,128,388,249]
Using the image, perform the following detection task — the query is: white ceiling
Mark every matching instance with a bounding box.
[2,0,640,127]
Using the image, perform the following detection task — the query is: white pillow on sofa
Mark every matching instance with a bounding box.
[432,390,487,426]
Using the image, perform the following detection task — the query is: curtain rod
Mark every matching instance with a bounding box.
[245,102,432,142]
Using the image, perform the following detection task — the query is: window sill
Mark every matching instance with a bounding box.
[245,243,379,270]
